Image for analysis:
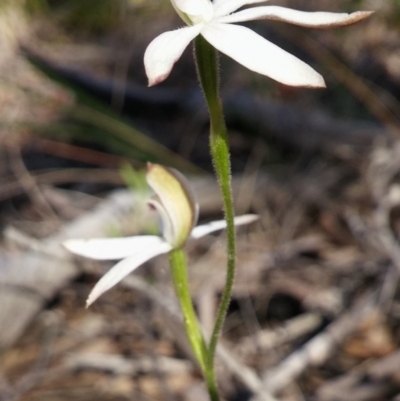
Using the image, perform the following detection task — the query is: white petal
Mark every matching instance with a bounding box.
[144,25,203,86]
[64,235,165,260]
[190,214,259,239]
[213,0,269,19]
[201,23,325,88]
[216,6,373,27]
[174,0,213,17]
[86,241,172,306]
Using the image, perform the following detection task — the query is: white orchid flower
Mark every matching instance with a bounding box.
[144,0,372,87]
[64,163,258,306]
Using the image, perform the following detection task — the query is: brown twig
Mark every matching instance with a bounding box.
[235,313,322,357]
[316,349,400,401]
[253,291,379,397]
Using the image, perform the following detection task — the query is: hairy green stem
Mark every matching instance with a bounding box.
[194,36,236,366]
[168,249,219,401]
[169,249,207,371]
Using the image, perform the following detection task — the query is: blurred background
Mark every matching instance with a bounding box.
[1,0,400,400]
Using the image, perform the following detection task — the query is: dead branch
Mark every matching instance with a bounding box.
[316,349,400,401]
[235,313,322,357]
[63,353,192,376]
[251,291,379,398]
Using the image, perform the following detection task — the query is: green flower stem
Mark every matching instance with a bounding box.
[168,249,219,401]
[194,36,236,366]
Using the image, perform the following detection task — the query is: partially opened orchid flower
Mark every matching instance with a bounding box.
[64,163,258,307]
[144,0,372,87]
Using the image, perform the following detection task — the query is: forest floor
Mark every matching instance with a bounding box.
[0,1,400,400]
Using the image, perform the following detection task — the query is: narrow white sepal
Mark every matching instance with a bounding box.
[216,6,373,27]
[174,0,213,17]
[201,23,325,88]
[86,241,173,307]
[213,0,269,19]
[144,24,203,86]
[190,214,259,239]
[63,235,165,261]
